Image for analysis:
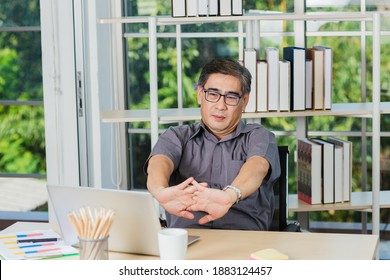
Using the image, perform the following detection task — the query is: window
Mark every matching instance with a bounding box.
[0,1,47,214]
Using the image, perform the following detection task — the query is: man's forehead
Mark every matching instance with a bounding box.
[205,74,241,91]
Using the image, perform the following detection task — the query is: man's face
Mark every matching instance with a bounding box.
[197,73,249,140]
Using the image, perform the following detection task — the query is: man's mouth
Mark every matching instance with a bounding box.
[212,114,226,121]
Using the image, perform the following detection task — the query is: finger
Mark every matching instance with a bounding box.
[186,201,205,212]
[191,179,204,187]
[178,177,194,190]
[179,210,194,220]
[183,184,197,194]
[198,215,213,225]
[189,183,208,193]
[186,204,195,211]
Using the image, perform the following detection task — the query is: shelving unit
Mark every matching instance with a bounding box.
[99,12,383,238]
[101,102,390,123]
[289,190,390,213]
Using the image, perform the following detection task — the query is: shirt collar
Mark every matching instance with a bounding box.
[189,121,248,142]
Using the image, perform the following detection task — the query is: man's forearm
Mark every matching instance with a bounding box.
[146,154,174,197]
[230,156,270,199]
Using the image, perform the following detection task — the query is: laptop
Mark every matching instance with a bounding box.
[47,184,199,256]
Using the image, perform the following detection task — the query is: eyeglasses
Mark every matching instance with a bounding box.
[203,88,242,106]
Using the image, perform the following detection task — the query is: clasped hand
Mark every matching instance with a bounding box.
[155,177,234,225]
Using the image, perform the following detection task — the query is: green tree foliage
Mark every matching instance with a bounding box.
[0,105,45,173]
[0,48,19,94]
[0,0,45,175]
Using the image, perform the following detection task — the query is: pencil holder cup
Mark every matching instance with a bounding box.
[78,235,109,260]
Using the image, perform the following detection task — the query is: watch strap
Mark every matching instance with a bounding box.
[223,185,242,204]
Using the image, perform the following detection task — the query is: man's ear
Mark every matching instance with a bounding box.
[242,93,250,111]
[196,87,203,105]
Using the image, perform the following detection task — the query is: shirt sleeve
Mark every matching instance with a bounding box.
[143,126,184,174]
[246,127,281,185]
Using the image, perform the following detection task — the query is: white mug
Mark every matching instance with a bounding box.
[158,228,188,260]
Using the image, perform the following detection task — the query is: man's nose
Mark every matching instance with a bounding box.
[215,96,227,109]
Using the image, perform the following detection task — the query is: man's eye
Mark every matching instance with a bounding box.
[208,92,219,97]
[226,95,239,100]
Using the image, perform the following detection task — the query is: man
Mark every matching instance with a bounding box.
[144,57,280,230]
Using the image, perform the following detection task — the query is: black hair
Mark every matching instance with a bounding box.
[197,57,252,95]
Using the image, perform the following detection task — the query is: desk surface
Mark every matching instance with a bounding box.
[115,228,378,260]
[2,222,378,260]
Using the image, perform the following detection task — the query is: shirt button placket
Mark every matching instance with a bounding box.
[210,143,222,186]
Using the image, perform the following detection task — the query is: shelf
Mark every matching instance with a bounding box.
[288,190,390,212]
[98,12,373,26]
[101,102,390,123]
[101,109,152,123]
[100,108,201,123]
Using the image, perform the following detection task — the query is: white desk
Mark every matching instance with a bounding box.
[1,222,379,260]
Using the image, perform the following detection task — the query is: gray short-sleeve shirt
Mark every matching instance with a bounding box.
[144,121,280,230]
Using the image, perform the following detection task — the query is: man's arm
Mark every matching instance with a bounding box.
[229,155,270,201]
[189,155,270,224]
[146,154,197,219]
[146,154,174,197]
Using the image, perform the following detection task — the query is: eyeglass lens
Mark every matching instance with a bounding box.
[204,89,241,106]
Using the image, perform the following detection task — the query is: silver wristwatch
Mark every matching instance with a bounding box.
[222,185,242,204]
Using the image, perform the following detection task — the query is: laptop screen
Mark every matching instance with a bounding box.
[47,184,162,256]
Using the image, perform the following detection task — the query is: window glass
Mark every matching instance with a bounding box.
[0,1,40,27]
[306,0,361,12]
[0,0,46,212]
[0,32,42,101]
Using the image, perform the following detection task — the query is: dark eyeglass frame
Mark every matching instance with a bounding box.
[203,88,242,106]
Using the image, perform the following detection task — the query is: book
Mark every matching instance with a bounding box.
[186,0,198,17]
[306,48,324,110]
[311,138,335,204]
[257,60,268,112]
[334,144,343,203]
[0,229,79,260]
[279,59,290,112]
[327,137,352,202]
[198,0,208,16]
[172,0,186,17]
[219,0,232,16]
[209,0,218,16]
[249,248,289,260]
[265,47,280,111]
[232,0,243,16]
[244,48,258,112]
[305,58,313,109]
[283,46,306,111]
[297,138,322,205]
[314,46,333,110]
